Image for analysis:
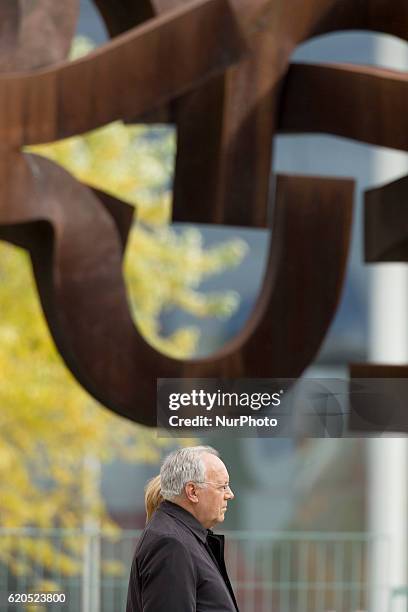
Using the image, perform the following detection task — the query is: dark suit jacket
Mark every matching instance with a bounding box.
[126,501,239,612]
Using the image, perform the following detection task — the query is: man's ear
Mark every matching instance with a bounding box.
[185,482,199,503]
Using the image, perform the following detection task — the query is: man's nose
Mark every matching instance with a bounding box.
[226,487,234,500]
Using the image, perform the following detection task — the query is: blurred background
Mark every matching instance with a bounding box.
[1,1,408,611]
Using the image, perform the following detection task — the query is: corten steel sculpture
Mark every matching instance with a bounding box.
[0,0,407,428]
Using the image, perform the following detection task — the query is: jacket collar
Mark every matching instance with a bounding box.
[159,500,208,543]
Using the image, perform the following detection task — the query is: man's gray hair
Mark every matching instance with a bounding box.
[160,446,219,500]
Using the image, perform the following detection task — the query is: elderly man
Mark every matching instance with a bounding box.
[126,445,238,611]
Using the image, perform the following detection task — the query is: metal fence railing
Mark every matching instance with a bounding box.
[225,531,389,612]
[0,528,400,611]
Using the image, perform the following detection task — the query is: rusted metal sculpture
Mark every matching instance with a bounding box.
[0,0,407,427]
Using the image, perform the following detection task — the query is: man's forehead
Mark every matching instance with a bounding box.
[202,453,228,479]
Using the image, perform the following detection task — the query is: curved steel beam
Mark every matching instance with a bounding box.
[280,63,408,152]
[0,0,245,146]
[0,156,353,424]
[364,175,408,262]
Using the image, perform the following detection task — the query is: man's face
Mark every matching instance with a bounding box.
[195,453,234,529]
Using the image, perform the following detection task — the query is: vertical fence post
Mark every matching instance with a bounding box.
[82,454,101,612]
